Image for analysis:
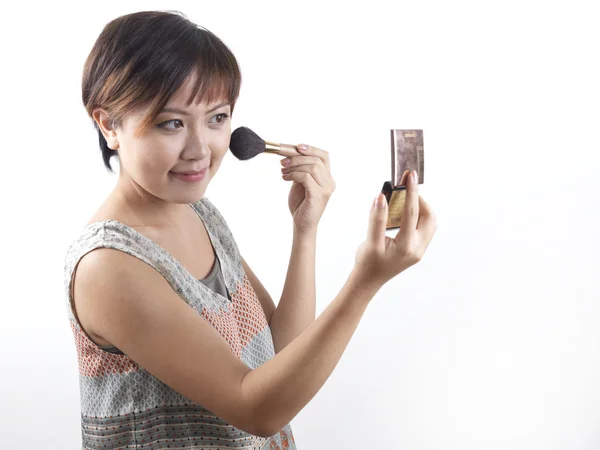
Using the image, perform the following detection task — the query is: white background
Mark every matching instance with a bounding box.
[1,1,599,449]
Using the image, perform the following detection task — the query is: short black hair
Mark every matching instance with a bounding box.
[81,10,242,172]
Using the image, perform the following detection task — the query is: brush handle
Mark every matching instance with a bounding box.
[264,142,302,158]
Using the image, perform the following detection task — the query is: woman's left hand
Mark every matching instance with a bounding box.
[280,144,336,234]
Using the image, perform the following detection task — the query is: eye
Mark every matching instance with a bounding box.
[210,113,230,125]
[157,119,183,130]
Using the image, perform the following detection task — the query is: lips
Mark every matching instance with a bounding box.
[172,168,207,175]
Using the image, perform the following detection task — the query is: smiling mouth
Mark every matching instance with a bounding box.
[171,168,208,175]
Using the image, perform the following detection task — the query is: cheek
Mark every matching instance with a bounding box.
[213,146,228,161]
[135,149,162,173]
[210,148,228,171]
[212,136,231,162]
[140,140,178,172]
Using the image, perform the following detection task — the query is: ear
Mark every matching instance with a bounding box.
[92,108,120,150]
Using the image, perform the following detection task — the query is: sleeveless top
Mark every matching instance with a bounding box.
[63,196,297,450]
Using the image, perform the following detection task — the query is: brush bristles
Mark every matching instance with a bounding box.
[229,126,266,160]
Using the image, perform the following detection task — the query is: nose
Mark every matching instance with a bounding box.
[182,128,211,161]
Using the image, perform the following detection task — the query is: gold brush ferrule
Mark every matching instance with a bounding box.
[264,139,282,154]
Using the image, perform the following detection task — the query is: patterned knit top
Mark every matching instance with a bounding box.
[63,196,296,450]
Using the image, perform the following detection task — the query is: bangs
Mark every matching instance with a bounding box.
[186,58,237,108]
[134,31,240,137]
[134,68,236,138]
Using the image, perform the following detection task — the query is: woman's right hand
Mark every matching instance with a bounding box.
[352,169,437,290]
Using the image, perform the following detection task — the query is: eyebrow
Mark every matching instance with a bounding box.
[160,102,230,116]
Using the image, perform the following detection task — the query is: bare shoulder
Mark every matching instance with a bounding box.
[72,246,266,435]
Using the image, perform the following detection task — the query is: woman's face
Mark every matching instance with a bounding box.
[100,73,232,209]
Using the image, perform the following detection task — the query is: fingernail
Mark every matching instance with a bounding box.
[375,194,385,209]
[298,144,308,152]
[413,170,418,183]
[281,158,291,166]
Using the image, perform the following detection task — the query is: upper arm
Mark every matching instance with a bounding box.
[241,256,276,326]
[72,248,267,435]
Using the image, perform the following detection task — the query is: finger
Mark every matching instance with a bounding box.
[416,195,435,230]
[367,193,388,251]
[397,170,419,235]
[280,155,321,168]
[282,164,331,189]
[297,144,330,170]
[399,170,410,186]
[282,170,320,193]
[416,196,437,249]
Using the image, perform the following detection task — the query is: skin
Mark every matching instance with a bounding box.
[93,73,233,228]
[93,70,335,233]
[88,69,337,352]
[73,69,437,437]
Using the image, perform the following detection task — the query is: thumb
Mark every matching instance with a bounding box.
[367,193,388,249]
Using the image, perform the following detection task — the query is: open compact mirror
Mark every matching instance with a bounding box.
[381,129,424,230]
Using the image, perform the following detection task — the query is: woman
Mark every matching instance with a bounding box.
[64,10,437,450]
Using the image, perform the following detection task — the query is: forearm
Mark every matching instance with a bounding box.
[241,270,381,436]
[269,227,317,353]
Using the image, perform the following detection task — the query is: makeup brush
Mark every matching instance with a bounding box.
[229,126,302,160]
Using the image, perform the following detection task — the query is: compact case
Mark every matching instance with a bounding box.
[381,129,424,230]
